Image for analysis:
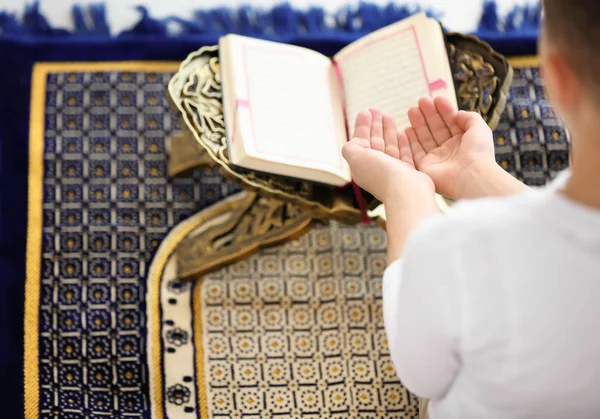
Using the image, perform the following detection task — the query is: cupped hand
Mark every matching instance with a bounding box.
[342,109,435,203]
[406,96,497,200]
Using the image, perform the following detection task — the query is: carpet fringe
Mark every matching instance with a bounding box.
[0,0,540,38]
[479,0,541,32]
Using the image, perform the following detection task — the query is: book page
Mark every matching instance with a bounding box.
[220,35,350,184]
[334,14,457,134]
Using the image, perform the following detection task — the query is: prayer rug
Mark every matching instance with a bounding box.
[1,2,542,417]
[15,57,564,418]
[22,56,569,419]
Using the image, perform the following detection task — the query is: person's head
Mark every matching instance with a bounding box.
[540,0,600,137]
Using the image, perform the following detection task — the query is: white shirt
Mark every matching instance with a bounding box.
[383,171,600,419]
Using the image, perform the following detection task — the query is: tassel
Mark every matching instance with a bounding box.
[356,2,385,32]
[251,8,275,36]
[505,2,541,32]
[22,1,70,36]
[518,2,541,30]
[382,4,412,26]
[72,4,89,33]
[0,11,25,35]
[525,3,542,28]
[211,8,238,34]
[303,8,327,34]
[167,16,204,35]
[334,6,352,32]
[478,0,501,31]
[271,4,299,35]
[235,7,254,35]
[191,11,213,34]
[120,6,168,36]
[89,4,110,35]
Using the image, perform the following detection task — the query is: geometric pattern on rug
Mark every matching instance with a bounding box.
[36,69,236,418]
[493,65,569,185]
[154,220,415,418]
[28,60,568,418]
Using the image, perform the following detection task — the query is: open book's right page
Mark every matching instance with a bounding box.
[334,13,457,133]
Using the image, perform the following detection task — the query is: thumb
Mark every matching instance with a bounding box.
[342,139,367,165]
[456,111,490,133]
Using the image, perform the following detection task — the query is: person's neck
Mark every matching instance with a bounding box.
[564,135,600,209]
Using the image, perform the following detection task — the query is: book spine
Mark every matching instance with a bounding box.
[331,58,349,140]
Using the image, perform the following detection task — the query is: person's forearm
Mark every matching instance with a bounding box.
[384,188,440,263]
[455,161,529,200]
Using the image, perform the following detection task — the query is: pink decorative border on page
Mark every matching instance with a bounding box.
[231,99,250,144]
[232,43,346,171]
[334,25,447,96]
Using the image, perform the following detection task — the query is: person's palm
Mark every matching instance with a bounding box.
[406,97,496,199]
[342,109,434,203]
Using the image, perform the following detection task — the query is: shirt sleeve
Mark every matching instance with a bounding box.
[382,220,463,400]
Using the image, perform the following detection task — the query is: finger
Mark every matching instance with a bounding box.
[434,96,462,136]
[405,127,426,168]
[369,109,385,152]
[419,96,452,145]
[397,130,415,168]
[353,110,372,140]
[382,114,400,159]
[408,106,437,153]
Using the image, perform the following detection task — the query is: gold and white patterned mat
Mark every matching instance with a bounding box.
[147,191,419,418]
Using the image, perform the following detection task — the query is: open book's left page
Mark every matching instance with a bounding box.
[219,35,351,186]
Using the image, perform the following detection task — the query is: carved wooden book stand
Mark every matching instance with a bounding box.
[167,33,513,280]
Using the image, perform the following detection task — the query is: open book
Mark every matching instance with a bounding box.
[219,12,457,187]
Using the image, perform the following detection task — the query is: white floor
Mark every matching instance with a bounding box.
[1,0,533,35]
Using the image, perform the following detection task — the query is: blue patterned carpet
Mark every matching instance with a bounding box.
[23,59,568,418]
[36,67,237,418]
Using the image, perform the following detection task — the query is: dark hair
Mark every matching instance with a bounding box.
[543,0,600,86]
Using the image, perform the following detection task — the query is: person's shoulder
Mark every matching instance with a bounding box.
[412,190,545,248]
[447,190,543,227]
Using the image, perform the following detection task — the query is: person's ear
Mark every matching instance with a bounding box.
[540,44,581,117]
